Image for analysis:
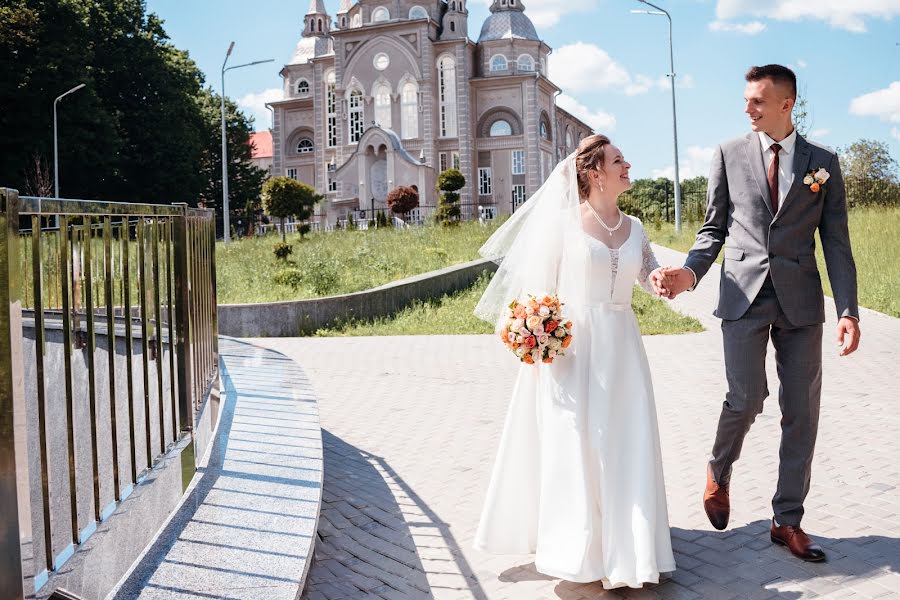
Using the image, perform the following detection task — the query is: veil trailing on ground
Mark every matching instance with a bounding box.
[474,152,588,329]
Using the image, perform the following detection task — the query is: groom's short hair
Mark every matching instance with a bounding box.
[745,64,797,99]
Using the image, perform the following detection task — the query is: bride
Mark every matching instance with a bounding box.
[473,134,676,587]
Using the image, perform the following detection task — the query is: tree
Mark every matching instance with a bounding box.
[386,185,419,215]
[792,84,813,138]
[262,177,323,242]
[196,89,268,237]
[839,139,899,183]
[435,169,465,225]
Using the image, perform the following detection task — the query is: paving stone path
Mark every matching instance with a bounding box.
[252,245,900,599]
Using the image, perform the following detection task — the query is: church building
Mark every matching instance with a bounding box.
[267,0,593,225]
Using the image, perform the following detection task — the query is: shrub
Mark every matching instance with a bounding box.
[262,176,323,241]
[307,257,340,295]
[273,268,303,289]
[386,186,420,215]
[273,242,293,260]
[435,168,465,226]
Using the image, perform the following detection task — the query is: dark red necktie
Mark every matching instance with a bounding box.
[767,143,782,214]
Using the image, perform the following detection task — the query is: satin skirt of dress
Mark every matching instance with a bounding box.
[474,305,676,587]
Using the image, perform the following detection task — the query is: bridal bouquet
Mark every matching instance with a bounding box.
[499,295,572,364]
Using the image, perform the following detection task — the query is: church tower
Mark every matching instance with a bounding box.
[304,0,331,37]
[441,0,468,40]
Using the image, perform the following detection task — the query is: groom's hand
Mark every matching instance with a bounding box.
[837,317,861,356]
[654,267,694,299]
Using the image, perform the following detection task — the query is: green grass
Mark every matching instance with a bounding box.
[644,206,900,318]
[216,221,503,304]
[315,273,704,337]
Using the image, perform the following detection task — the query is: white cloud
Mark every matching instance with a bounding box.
[477,0,593,28]
[716,0,900,32]
[708,20,767,34]
[809,128,830,138]
[550,43,693,96]
[652,146,716,180]
[550,43,633,93]
[849,82,900,123]
[892,127,900,142]
[797,59,808,69]
[238,88,282,130]
[557,94,616,132]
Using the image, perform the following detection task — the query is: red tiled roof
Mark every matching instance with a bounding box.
[249,130,273,159]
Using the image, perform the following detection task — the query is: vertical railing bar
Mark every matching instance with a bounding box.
[0,188,26,600]
[165,219,177,437]
[210,216,219,369]
[122,220,137,484]
[173,205,193,434]
[30,215,54,574]
[82,217,101,524]
[58,216,79,545]
[151,218,165,452]
[103,217,120,502]
[137,218,152,469]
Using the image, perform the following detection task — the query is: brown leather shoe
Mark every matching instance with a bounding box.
[770,519,826,562]
[703,464,729,530]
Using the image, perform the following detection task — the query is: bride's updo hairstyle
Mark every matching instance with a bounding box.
[575,134,611,199]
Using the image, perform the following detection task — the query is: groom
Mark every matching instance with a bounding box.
[653,64,860,562]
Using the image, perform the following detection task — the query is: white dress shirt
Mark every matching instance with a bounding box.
[759,129,797,209]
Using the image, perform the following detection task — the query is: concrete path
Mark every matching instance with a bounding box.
[252,245,900,599]
[111,338,323,599]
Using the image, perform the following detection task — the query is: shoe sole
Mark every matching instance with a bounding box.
[770,535,827,562]
[703,503,728,531]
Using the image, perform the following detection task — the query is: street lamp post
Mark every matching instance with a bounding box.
[54,83,86,198]
[221,42,274,243]
[632,1,683,233]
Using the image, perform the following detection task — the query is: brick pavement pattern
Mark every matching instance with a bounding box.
[252,245,900,599]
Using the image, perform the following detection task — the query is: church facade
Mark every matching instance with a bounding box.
[267,0,593,225]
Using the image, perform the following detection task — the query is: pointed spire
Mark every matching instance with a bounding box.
[489,0,525,13]
[337,0,353,14]
[307,0,327,15]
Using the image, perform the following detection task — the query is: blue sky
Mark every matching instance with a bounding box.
[146,0,900,180]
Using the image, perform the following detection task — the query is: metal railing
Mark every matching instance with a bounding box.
[0,189,219,598]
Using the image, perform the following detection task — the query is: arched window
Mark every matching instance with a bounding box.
[517,54,534,72]
[373,82,392,129]
[297,139,314,154]
[296,79,310,95]
[490,120,512,137]
[371,7,389,22]
[351,13,362,27]
[566,128,574,152]
[326,71,337,147]
[540,117,550,140]
[349,88,364,143]
[409,6,428,20]
[450,21,456,32]
[401,81,419,139]
[490,55,508,72]
[317,18,323,32]
[341,16,347,28]
[438,56,457,137]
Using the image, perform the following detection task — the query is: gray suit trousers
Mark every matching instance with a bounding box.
[709,277,823,527]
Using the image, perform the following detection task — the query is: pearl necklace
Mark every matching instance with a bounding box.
[585,202,624,237]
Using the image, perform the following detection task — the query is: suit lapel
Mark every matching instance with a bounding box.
[775,135,812,220]
[744,133,774,218]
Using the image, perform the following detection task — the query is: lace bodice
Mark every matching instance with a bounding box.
[580,218,659,305]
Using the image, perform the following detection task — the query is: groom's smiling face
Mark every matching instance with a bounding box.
[744,78,794,135]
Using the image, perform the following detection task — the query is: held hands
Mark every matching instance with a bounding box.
[837,317,861,357]
[650,267,695,299]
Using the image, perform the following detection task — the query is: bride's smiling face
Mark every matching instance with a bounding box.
[597,145,632,196]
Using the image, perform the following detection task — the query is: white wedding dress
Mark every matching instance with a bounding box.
[474,215,676,587]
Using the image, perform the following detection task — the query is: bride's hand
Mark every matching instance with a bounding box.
[649,267,671,297]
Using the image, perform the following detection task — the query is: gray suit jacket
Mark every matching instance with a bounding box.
[685,133,859,326]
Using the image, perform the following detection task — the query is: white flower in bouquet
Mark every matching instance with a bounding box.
[555,328,566,338]
[531,349,542,362]
[548,350,557,360]
[525,305,535,316]
[538,334,550,345]
[815,167,830,183]
[515,346,528,358]
[549,338,562,351]
[538,305,550,317]
[532,325,545,336]
[512,318,524,331]
[526,315,543,330]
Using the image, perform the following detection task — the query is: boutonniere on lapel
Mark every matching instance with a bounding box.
[803,168,830,193]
